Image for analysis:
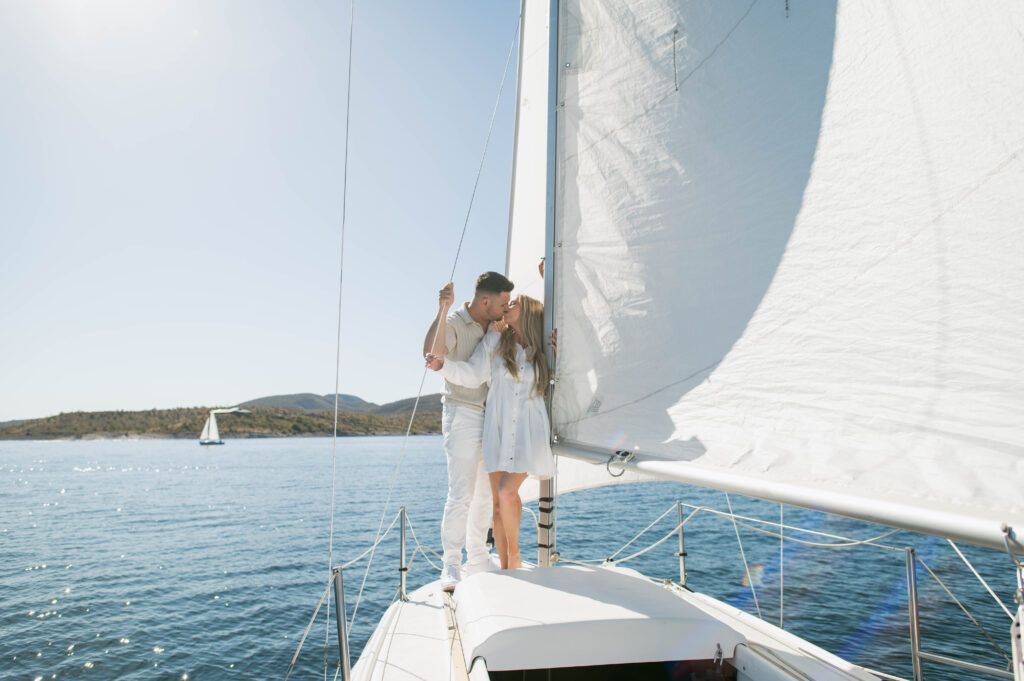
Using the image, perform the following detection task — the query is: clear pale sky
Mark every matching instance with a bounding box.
[0,1,521,421]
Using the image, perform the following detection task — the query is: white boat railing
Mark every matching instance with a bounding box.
[549,500,1015,681]
[286,500,1015,681]
[286,505,444,681]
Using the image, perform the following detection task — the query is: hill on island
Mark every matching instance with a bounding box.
[237,392,442,417]
[0,393,443,440]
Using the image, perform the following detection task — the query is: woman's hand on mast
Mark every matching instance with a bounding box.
[548,328,557,355]
[425,354,445,371]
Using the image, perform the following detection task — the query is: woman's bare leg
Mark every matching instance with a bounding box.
[496,472,529,569]
[488,472,509,569]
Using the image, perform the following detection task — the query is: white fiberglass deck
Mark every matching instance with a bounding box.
[352,564,881,681]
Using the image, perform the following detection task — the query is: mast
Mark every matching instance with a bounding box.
[537,0,560,568]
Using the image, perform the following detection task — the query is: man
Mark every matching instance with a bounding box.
[423,271,514,591]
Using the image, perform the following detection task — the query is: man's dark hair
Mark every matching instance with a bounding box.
[475,271,514,296]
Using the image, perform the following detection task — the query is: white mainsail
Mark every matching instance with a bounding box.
[514,0,1024,551]
[200,413,220,443]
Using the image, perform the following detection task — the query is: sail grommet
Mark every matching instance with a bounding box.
[606,450,635,478]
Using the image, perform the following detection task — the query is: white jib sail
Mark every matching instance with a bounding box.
[505,0,552,300]
[543,0,1024,550]
[508,0,653,503]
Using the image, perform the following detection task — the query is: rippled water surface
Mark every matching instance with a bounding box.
[1,438,1016,680]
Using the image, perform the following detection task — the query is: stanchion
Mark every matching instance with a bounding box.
[676,501,687,586]
[905,548,923,681]
[399,506,408,601]
[333,567,352,681]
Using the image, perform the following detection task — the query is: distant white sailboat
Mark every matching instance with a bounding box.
[199,407,250,446]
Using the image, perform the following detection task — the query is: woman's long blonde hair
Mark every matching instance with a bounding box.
[496,295,550,398]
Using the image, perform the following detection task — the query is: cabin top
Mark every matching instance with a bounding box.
[454,564,747,672]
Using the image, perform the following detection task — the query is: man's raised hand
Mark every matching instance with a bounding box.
[439,283,454,310]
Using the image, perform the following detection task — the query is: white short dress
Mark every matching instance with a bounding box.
[439,331,555,478]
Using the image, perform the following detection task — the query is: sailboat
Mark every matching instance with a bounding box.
[198,407,250,445]
[332,0,1024,679]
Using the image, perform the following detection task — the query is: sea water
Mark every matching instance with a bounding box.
[1,437,1016,680]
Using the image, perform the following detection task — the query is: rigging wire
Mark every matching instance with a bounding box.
[324,0,357,678]
[779,504,784,629]
[284,577,338,681]
[725,493,762,619]
[345,15,522,634]
[915,554,1012,663]
[948,539,1014,619]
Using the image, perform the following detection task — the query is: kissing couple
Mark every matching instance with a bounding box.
[423,271,554,592]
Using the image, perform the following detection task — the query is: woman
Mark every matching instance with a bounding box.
[426,294,553,570]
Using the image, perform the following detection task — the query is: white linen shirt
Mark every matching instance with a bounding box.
[439,331,555,478]
[440,304,487,411]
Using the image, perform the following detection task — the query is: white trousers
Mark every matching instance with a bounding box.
[440,404,492,567]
